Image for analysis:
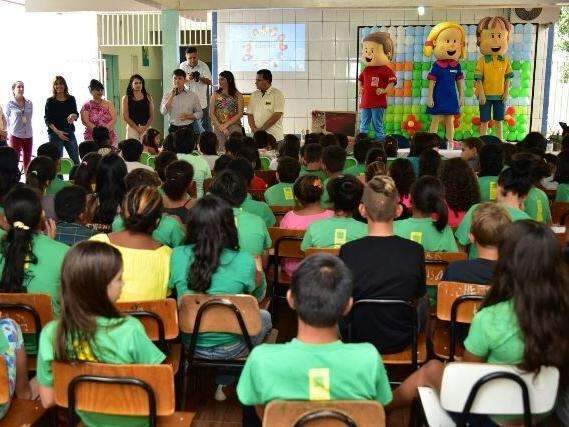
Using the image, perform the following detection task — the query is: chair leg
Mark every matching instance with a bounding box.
[180,359,191,411]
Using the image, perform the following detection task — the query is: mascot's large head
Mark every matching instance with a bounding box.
[476,16,512,56]
[362,32,394,67]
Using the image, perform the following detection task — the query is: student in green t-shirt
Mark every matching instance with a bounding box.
[456,159,532,258]
[394,176,458,252]
[227,158,276,227]
[477,143,504,202]
[237,254,393,424]
[554,151,569,202]
[174,127,212,198]
[343,137,373,177]
[264,156,300,207]
[37,241,165,427]
[302,175,366,250]
[37,142,71,195]
[320,145,347,207]
[299,143,327,182]
[515,153,551,224]
[161,160,195,224]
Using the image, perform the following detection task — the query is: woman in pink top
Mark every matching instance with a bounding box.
[438,158,480,228]
[279,175,333,276]
[80,79,117,146]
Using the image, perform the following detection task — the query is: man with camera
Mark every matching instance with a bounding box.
[179,46,212,134]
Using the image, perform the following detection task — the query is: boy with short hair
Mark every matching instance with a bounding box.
[174,127,212,197]
[264,156,300,207]
[119,138,154,172]
[344,137,373,177]
[54,185,97,245]
[237,254,392,422]
[299,143,327,181]
[340,175,426,353]
[37,142,71,195]
[443,202,510,285]
[321,145,347,207]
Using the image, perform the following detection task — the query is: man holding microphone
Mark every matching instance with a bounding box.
[160,69,203,134]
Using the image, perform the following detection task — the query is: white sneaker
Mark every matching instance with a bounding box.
[214,385,227,402]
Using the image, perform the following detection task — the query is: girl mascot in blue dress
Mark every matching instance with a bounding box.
[424,22,466,143]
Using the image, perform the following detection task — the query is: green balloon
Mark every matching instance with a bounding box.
[465,88,474,98]
[437,130,445,138]
[466,80,474,89]
[413,70,422,80]
[422,80,429,89]
[422,62,431,71]
[509,88,520,98]
[472,128,480,137]
[394,106,403,114]
[411,105,420,114]
[517,115,527,125]
[521,71,531,80]
[466,61,476,72]
[521,62,531,72]
[412,80,421,89]
[520,88,530,97]
[413,63,422,71]
[454,130,463,140]
[394,114,403,123]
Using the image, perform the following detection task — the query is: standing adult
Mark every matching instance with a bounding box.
[121,74,154,141]
[44,76,80,164]
[248,69,284,143]
[5,81,33,170]
[0,106,6,146]
[179,46,212,134]
[80,79,117,147]
[160,69,203,135]
[210,71,244,149]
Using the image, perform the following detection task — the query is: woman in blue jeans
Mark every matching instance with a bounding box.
[44,76,80,164]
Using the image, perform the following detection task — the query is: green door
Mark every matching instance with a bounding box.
[103,54,122,138]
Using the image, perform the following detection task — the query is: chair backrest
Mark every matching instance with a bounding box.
[269,227,305,259]
[263,400,385,427]
[140,152,151,165]
[424,252,468,286]
[115,299,179,341]
[260,157,271,171]
[551,201,569,226]
[188,181,197,198]
[0,357,8,405]
[304,247,340,258]
[203,177,213,193]
[178,294,262,336]
[436,282,488,323]
[270,205,295,226]
[344,157,357,170]
[255,170,278,187]
[53,361,175,417]
[441,363,559,418]
[147,156,156,168]
[0,293,53,334]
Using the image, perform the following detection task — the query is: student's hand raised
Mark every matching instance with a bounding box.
[44,218,57,240]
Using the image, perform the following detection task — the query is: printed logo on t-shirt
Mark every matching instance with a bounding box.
[283,187,294,200]
[536,200,543,222]
[371,77,379,87]
[489,182,497,201]
[334,229,347,246]
[410,232,423,244]
[308,368,330,400]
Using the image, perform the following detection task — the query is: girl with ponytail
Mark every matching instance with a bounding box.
[394,175,459,251]
[26,156,57,219]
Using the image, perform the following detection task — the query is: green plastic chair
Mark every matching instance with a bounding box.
[260,157,271,171]
[344,157,357,169]
[140,152,151,165]
[60,158,74,175]
[147,155,156,169]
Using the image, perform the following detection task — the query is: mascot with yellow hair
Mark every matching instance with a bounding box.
[424,22,466,143]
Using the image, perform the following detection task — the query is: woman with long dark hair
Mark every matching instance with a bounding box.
[121,74,154,141]
[44,76,80,164]
[210,71,244,148]
[84,153,127,232]
[36,241,165,424]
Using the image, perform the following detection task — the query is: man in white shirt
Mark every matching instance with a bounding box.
[179,46,212,134]
[247,69,285,143]
[160,69,203,134]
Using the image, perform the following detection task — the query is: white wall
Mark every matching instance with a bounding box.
[217,7,549,136]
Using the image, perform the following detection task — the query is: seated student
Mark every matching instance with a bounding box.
[78,140,98,159]
[72,152,101,193]
[162,132,175,152]
[394,176,458,252]
[26,156,57,220]
[238,144,268,191]
[541,153,558,190]
[198,131,219,170]
[384,135,398,158]
[478,143,504,202]
[118,138,153,172]
[340,176,426,354]
[0,318,34,420]
[344,137,373,177]
[111,169,185,248]
[299,143,327,181]
[227,158,276,227]
[443,203,510,285]
[36,142,71,195]
[213,154,232,176]
[365,161,387,183]
[0,186,69,315]
[91,186,172,301]
[92,126,113,155]
[365,146,388,168]
[253,130,271,153]
[516,153,552,224]
[162,160,195,224]
[408,132,440,176]
[418,148,441,177]
[555,150,569,202]
[54,185,97,245]
[321,145,347,207]
[461,137,484,173]
[174,127,211,197]
[390,220,569,415]
[438,158,481,228]
[225,135,243,158]
[269,134,300,170]
[389,157,416,210]
[237,254,392,424]
[301,175,366,250]
[141,128,161,155]
[336,133,349,151]
[37,241,165,426]
[280,175,334,276]
[264,156,300,207]
[319,133,339,148]
[456,158,532,259]
[169,195,271,358]
[154,150,177,182]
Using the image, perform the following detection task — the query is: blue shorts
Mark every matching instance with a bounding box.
[479,99,505,122]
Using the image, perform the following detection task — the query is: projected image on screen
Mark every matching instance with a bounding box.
[225,23,306,72]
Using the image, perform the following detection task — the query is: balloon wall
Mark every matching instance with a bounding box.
[359,23,536,141]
